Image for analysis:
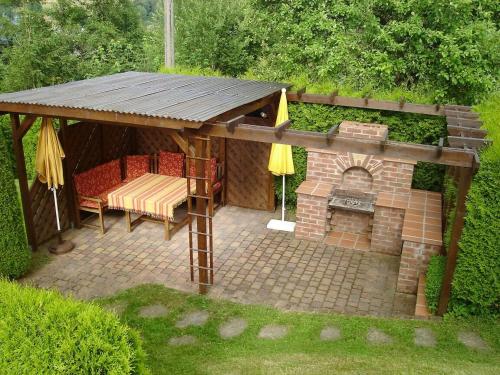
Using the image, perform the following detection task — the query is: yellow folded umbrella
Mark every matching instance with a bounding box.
[35,118,65,234]
[267,88,296,232]
[36,117,65,190]
[268,88,294,175]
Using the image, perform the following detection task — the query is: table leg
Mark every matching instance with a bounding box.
[125,211,131,232]
[164,218,170,241]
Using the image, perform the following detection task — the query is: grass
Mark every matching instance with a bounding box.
[98,284,500,375]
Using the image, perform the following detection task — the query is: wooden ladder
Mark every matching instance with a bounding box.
[186,135,214,292]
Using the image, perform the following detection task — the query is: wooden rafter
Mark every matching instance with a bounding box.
[287,92,445,116]
[203,121,475,167]
[16,115,38,139]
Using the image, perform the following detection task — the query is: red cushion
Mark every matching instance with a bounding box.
[79,182,127,209]
[159,151,184,177]
[74,159,121,197]
[125,155,149,181]
[189,158,217,182]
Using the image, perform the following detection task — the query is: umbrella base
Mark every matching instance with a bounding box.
[267,219,296,232]
[49,240,75,255]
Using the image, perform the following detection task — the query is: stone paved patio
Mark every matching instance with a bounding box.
[23,206,415,317]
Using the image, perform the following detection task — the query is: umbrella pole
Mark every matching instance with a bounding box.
[282,174,286,222]
[49,187,74,254]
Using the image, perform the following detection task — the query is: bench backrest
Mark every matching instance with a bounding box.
[74,159,121,197]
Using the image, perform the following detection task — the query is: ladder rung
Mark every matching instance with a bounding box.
[197,282,213,287]
[186,156,211,161]
[188,194,213,200]
[190,265,214,271]
[189,231,213,237]
[186,175,210,180]
[190,248,213,253]
[188,212,213,219]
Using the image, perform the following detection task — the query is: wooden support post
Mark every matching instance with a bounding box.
[437,166,474,315]
[194,137,208,294]
[59,119,76,228]
[10,114,37,250]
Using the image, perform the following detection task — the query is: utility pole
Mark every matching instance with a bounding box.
[164,0,175,68]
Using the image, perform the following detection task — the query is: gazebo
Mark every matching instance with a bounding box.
[0,72,488,314]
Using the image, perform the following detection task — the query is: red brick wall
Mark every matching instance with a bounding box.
[330,210,371,235]
[341,167,373,192]
[338,121,388,141]
[373,161,414,197]
[306,150,340,185]
[295,194,329,241]
[371,207,405,255]
[396,240,441,294]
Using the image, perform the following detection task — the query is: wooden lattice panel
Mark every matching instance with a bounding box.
[31,180,69,244]
[102,125,131,162]
[226,139,274,211]
[135,128,178,155]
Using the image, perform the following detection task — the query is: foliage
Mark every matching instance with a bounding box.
[276,103,447,208]
[425,255,447,314]
[245,0,500,104]
[0,280,148,374]
[0,0,145,92]
[443,174,458,249]
[99,283,500,374]
[450,94,500,316]
[0,130,30,279]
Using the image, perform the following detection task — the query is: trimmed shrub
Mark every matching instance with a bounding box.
[0,129,31,279]
[450,94,500,316]
[0,280,148,374]
[425,255,447,314]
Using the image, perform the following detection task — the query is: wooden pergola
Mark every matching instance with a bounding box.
[0,72,490,314]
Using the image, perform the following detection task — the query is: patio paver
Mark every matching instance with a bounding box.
[414,328,436,347]
[367,328,393,344]
[219,318,248,339]
[138,304,169,318]
[176,311,209,328]
[458,331,489,350]
[168,335,197,346]
[23,206,415,317]
[258,325,288,339]
[320,326,341,341]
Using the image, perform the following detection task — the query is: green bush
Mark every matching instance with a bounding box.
[450,94,500,316]
[425,255,447,314]
[0,130,31,279]
[0,280,148,374]
[277,103,447,208]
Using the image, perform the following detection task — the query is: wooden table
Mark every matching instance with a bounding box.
[108,173,195,240]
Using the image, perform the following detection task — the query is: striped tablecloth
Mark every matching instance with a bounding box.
[108,173,195,220]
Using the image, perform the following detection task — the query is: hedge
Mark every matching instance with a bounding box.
[0,129,31,279]
[425,255,447,314]
[278,103,447,208]
[438,94,500,317]
[0,280,148,374]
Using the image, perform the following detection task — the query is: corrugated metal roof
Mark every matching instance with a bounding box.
[0,72,289,123]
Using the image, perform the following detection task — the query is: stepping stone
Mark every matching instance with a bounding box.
[320,326,341,341]
[367,328,393,345]
[258,324,288,340]
[176,310,209,328]
[458,331,489,350]
[219,318,248,339]
[103,301,127,316]
[414,328,436,347]
[168,335,197,346]
[138,304,169,318]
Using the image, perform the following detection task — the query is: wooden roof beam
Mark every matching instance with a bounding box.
[202,121,474,167]
[447,117,482,128]
[0,103,202,130]
[447,136,492,149]
[286,92,445,116]
[447,126,487,138]
[16,115,38,139]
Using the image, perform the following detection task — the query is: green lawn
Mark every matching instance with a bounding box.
[98,284,500,375]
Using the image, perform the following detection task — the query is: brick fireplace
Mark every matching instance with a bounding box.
[295,121,443,295]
